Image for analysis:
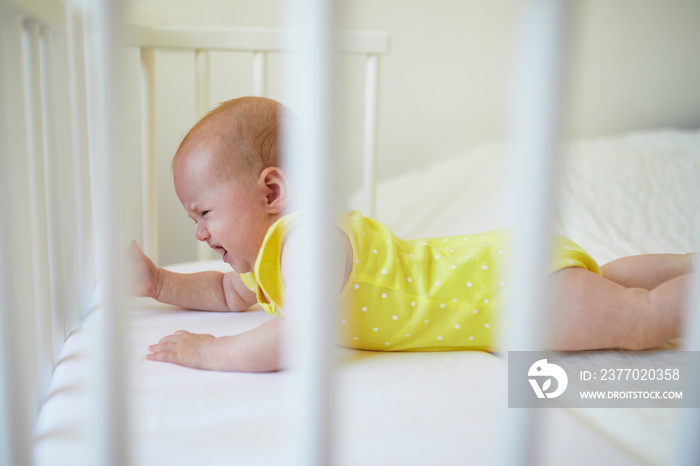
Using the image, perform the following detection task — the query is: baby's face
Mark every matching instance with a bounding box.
[173,148,271,273]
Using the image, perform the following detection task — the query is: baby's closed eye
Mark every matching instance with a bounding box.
[192,211,210,224]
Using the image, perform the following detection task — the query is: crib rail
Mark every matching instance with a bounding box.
[499,1,570,463]
[677,262,700,464]
[1,8,36,465]
[125,24,390,55]
[1,1,77,464]
[281,1,339,462]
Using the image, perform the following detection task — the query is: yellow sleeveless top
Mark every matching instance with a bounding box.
[240,211,601,352]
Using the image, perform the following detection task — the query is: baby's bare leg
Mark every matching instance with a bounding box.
[545,267,690,351]
[601,253,693,290]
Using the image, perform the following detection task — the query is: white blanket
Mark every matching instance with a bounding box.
[355,129,700,265]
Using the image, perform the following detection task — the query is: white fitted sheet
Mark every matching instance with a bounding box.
[34,282,640,465]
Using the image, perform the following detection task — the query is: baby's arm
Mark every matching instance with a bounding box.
[128,240,256,312]
[146,318,283,372]
[146,227,352,372]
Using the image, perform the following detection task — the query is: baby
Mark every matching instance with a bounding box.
[130,96,695,372]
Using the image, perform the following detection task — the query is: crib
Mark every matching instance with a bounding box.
[2,0,700,465]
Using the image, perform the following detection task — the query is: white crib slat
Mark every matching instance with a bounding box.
[499,0,571,465]
[21,19,55,398]
[66,4,96,316]
[50,17,82,342]
[674,258,700,463]
[363,54,379,218]
[37,25,60,341]
[252,51,267,96]
[283,0,339,464]
[89,0,130,464]
[195,49,211,119]
[140,47,159,263]
[0,8,38,466]
[674,315,700,465]
[39,25,71,365]
[194,49,214,261]
[82,0,105,286]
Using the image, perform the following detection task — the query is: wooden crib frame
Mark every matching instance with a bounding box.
[1,0,699,465]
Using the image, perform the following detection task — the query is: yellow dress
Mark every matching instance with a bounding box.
[241,211,601,352]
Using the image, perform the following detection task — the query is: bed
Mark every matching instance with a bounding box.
[32,128,700,466]
[2,0,700,465]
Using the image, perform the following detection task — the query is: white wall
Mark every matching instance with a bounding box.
[125,0,700,265]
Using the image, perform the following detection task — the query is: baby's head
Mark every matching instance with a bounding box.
[172,97,289,272]
[173,96,282,181]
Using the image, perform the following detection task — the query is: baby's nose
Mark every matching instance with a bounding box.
[195,223,209,242]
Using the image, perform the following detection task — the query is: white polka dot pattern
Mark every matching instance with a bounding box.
[334,211,600,352]
[334,211,512,351]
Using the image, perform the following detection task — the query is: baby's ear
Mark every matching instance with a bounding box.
[259,167,288,214]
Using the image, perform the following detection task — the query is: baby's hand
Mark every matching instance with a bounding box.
[128,240,160,298]
[147,330,215,370]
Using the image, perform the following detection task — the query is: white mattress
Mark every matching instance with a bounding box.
[34,128,700,465]
[34,265,640,466]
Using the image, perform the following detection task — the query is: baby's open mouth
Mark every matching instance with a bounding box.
[210,244,226,255]
[209,243,231,264]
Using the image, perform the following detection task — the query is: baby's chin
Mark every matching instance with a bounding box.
[223,252,253,273]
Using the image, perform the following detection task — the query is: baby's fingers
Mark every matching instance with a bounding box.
[146,332,215,370]
[146,350,179,363]
[127,240,159,298]
[128,240,146,258]
[149,341,176,352]
[157,332,186,344]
